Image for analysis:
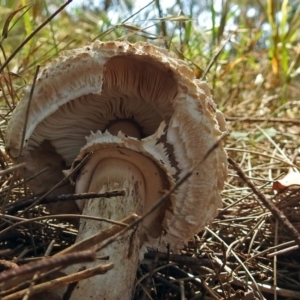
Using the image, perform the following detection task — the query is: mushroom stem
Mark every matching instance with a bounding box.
[65,158,145,300]
[106,119,142,138]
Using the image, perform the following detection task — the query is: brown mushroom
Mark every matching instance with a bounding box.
[5,41,227,299]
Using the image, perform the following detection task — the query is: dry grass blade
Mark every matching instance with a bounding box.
[226,116,300,125]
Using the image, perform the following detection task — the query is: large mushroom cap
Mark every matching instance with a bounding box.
[5,41,227,246]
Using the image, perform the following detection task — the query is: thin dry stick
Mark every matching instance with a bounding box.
[228,157,300,248]
[0,250,96,285]
[6,190,126,214]
[2,263,114,300]
[200,34,234,80]
[0,163,26,176]
[226,116,300,125]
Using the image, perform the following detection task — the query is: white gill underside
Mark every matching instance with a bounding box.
[28,92,171,166]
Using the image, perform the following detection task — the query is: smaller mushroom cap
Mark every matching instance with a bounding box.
[70,124,175,241]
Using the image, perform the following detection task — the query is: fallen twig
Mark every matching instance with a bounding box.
[2,262,113,300]
[6,190,126,214]
[0,250,96,285]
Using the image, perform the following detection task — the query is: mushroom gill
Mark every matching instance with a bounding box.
[27,55,177,167]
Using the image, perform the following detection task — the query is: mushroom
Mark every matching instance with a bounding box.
[5,41,227,299]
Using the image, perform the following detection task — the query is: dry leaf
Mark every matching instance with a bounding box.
[272,168,300,191]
